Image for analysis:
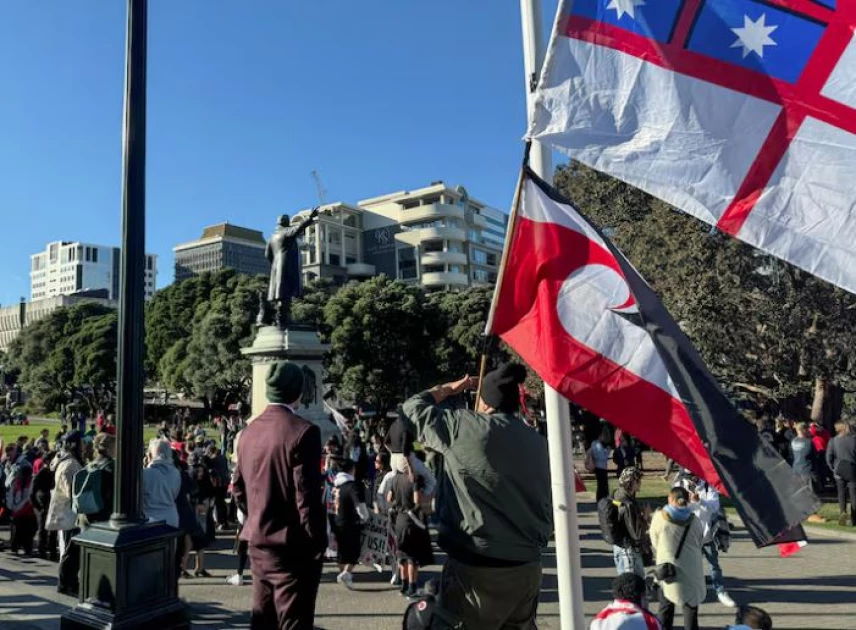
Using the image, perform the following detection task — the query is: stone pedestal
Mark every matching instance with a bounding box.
[61,521,186,630]
[242,325,339,441]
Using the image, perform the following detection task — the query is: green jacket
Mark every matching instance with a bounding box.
[402,392,552,564]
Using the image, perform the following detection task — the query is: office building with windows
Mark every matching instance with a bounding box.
[30,241,157,301]
[358,182,507,291]
[292,203,375,287]
[173,223,268,283]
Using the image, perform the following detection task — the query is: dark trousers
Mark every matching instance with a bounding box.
[34,506,58,560]
[214,488,229,526]
[837,478,856,524]
[658,589,699,630]
[595,468,610,502]
[249,546,322,630]
[10,514,37,553]
[58,528,81,596]
[435,556,542,630]
[236,540,249,575]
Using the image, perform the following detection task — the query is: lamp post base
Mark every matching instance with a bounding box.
[60,520,187,630]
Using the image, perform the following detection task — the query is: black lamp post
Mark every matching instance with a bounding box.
[61,2,186,627]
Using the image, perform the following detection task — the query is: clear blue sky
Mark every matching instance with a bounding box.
[0,1,560,306]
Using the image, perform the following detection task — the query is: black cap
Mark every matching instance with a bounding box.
[480,363,527,413]
[62,430,83,446]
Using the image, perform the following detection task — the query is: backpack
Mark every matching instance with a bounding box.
[402,591,463,630]
[72,461,107,516]
[597,495,626,546]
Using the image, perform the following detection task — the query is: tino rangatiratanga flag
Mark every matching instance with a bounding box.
[487,168,819,547]
[529,0,856,294]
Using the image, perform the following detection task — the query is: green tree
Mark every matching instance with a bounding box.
[145,269,258,382]
[158,272,267,415]
[6,302,117,413]
[427,286,499,377]
[324,276,432,418]
[68,310,118,412]
[292,277,336,340]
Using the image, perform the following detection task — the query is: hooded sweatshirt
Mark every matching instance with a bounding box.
[142,458,181,528]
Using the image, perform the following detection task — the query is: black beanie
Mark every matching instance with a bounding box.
[266,361,304,405]
[480,363,527,412]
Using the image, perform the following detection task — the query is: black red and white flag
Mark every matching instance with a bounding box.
[487,167,819,547]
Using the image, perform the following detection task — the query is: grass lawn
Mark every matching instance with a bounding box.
[603,475,854,535]
[0,420,163,450]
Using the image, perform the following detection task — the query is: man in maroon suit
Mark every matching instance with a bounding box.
[233,361,327,629]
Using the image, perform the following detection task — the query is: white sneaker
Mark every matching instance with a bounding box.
[717,591,737,608]
[225,574,244,587]
[390,573,401,586]
[336,571,354,590]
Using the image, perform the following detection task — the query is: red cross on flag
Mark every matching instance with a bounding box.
[487,168,818,548]
[531,0,856,293]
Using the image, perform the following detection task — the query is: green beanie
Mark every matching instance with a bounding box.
[266,361,304,405]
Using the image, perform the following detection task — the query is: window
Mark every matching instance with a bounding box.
[423,265,444,274]
[328,230,342,246]
[329,253,341,266]
[346,255,357,265]
[344,232,358,255]
[343,214,359,228]
[398,248,417,280]
[402,200,420,210]
[422,240,443,253]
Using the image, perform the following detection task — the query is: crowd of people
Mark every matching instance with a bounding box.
[2,374,852,630]
[0,422,117,595]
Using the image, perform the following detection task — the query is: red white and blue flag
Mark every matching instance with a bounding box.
[488,168,819,547]
[530,0,856,293]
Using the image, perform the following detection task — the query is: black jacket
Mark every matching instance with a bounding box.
[614,488,647,549]
[827,434,856,481]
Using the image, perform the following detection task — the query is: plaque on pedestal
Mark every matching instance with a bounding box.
[241,324,339,441]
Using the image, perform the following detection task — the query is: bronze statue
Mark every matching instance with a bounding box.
[261,207,320,328]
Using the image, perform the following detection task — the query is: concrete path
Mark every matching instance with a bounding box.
[2,495,854,629]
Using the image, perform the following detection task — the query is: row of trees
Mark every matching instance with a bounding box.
[5,268,508,419]
[5,162,853,426]
[4,302,117,413]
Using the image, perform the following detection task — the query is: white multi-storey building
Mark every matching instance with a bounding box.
[292,203,376,287]
[358,182,507,291]
[30,241,157,301]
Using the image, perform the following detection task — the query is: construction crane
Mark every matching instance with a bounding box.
[311,170,327,207]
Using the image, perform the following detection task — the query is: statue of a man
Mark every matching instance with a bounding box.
[264,207,320,328]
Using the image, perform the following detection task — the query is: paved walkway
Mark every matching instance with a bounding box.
[1,496,854,629]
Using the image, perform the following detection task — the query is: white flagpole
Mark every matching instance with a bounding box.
[519,2,586,628]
